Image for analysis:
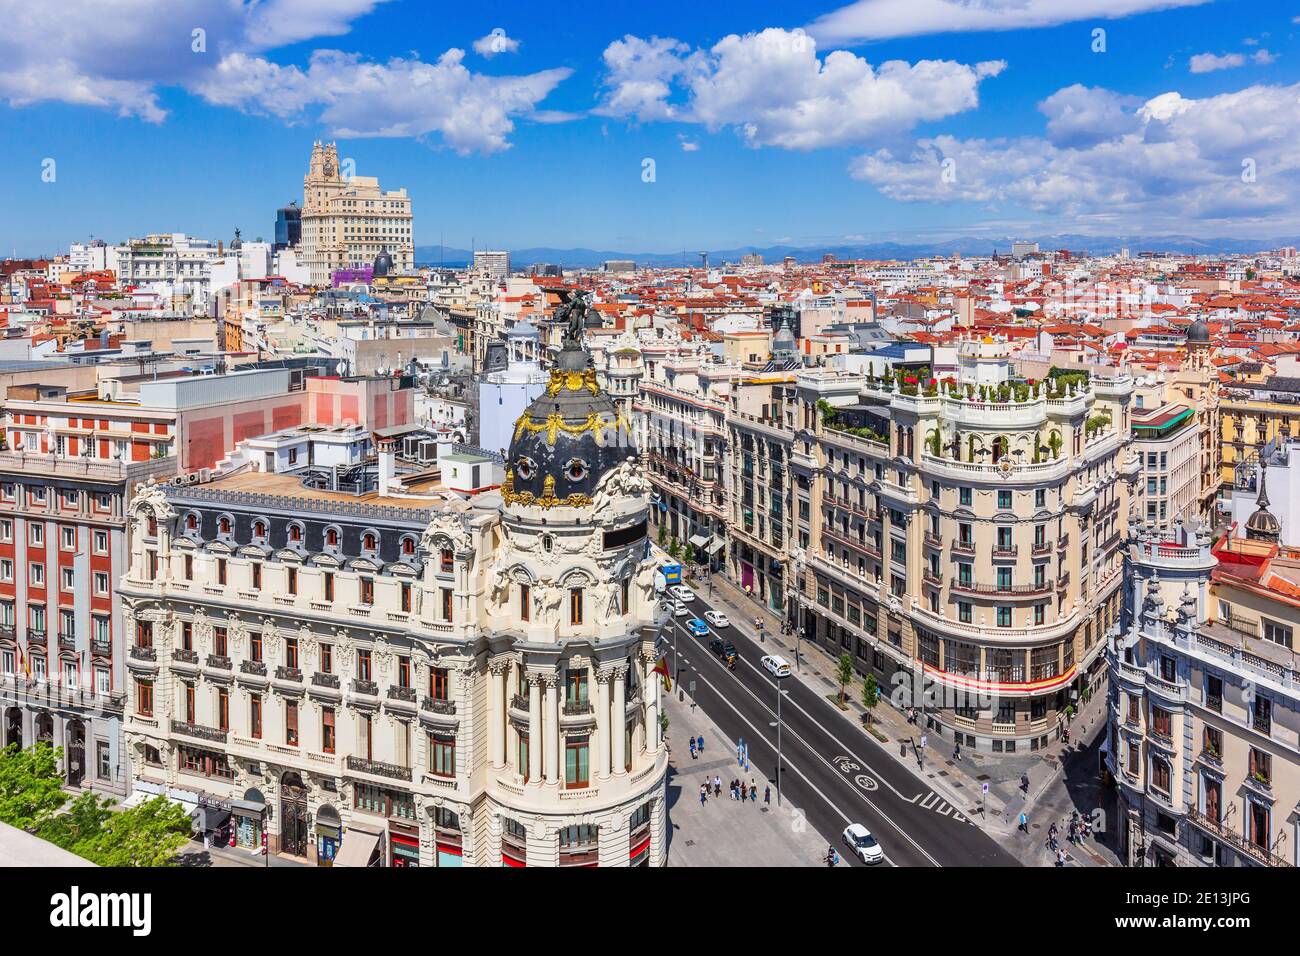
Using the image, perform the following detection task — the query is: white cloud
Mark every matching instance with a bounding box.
[0,1,567,152]
[473,28,521,58]
[849,81,1300,231]
[597,28,1003,149]
[1189,52,1246,72]
[678,134,700,151]
[807,0,1209,44]
[1189,47,1279,73]
[195,49,571,153]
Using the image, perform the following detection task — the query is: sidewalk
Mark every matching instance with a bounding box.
[660,661,839,867]
[703,571,1120,867]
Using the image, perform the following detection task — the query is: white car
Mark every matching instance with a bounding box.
[842,823,885,864]
[669,585,696,603]
[670,601,690,618]
[704,610,730,628]
[761,654,792,678]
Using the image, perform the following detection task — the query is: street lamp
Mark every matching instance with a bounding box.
[768,684,790,806]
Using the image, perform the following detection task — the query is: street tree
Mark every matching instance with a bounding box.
[76,795,192,867]
[861,673,880,727]
[836,652,854,707]
[0,743,68,831]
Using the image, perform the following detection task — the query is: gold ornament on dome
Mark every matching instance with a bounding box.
[500,469,594,510]
[546,367,601,397]
[512,409,630,446]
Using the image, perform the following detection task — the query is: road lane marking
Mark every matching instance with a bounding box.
[680,625,940,867]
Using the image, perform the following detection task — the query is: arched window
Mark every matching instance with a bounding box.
[185,513,198,531]
[218,516,232,535]
[401,536,415,556]
[363,532,378,552]
[288,523,303,543]
[146,515,157,537]
[253,520,267,539]
[325,527,339,547]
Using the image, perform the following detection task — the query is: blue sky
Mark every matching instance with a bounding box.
[2,0,1299,256]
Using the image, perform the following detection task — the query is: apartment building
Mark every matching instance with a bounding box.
[301,142,414,285]
[1108,514,1299,868]
[788,343,1139,750]
[636,359,731,568]
[116,331,667,866]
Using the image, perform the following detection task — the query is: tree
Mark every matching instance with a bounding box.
[76,795,192,867]
[0,743,68,831]
[861,673,880,727]
[835,653,854,707]
[37,790,113,853]
[657,522,668,547]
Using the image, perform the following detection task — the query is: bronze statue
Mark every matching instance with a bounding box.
[561,292,589,348]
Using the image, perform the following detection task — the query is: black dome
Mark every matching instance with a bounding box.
[373,247,393,278]
[1186,318,1210,343]
[502,341,635,509]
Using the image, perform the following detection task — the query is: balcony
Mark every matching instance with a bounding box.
[129,644,156,662]
[57,633,76,652]
[312,672,340,689]
[240,660,267,677]
[563,700,594,716]
[27,630,47,647]
[1031,541,1052,556]
[510,693,530,713]
[90,638,111,658]
[169,718,228,745]
[991,545,1018,560]
[173,647,199,665]
[923,532,943,549]
[345,755,411,782]
[950,579,1053,598]
[351,679,379,697]
[1186,808,1291,867]
[275,665,302,683]
[206,654,232,671]
[951,538,975,556]
[387,684,417,703]
[422,696,457,716]
[922,569,943,586]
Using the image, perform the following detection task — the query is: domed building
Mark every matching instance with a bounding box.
[372,246,394,279]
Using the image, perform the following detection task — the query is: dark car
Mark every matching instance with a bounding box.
[709,638,737,665]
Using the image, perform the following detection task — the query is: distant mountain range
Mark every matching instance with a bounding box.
[414,234,1299,270]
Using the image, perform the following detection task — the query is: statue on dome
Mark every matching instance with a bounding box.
[560,292,590,348]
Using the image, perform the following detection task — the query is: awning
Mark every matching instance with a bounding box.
[332,830,381,868]
[192,805,231,833]
[688,533,710,548]
[706,537,726,555]
[229,798,266,817]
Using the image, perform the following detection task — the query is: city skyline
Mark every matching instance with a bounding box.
[4,0,1300,256]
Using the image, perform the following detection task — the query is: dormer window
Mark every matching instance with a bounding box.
[253,520,267,539]
[146,515,157,537]
[288,523,303,543]
[185,513,198,532]
[326,528,339,548]
[219,517,232,535]
[363,532,378,552]
[401,536,415,556]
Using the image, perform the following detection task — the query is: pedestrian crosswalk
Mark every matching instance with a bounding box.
[906,790,976,826]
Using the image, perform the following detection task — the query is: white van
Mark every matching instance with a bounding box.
[761,654,792,678]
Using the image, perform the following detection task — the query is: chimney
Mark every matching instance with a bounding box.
[377,437,397,496]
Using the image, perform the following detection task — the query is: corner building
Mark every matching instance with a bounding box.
[119,328,667,866]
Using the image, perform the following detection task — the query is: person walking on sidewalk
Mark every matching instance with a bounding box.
[700,784,707,806]
[764,785,771,805]
[713,775,721,797]
[750,782,758,804]
[952,742,962,761]
[740,781,748,801]
[697,733,704,754]
[1018,811,1029,833]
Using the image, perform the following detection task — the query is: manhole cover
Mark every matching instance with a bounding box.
[1032,823,1042,830]
[976,774,991,781]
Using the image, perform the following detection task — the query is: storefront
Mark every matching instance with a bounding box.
[434,807,462,867]
[389,822,420,867]
[231,789,267,851]
[315,804,341,867]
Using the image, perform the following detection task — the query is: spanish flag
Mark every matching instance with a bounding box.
[654,656,671,692]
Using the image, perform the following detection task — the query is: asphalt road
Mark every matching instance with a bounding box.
[662,587,1021,868]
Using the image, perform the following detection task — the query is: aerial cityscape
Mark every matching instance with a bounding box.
[0,0,1294,929]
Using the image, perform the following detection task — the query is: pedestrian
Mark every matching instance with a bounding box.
[1020,773,1030,794]
[764,785,771,805]
[700,784,707,806]
[690,738,697,759]
[952,742,961,761]
[697,733,704,754]
[714,775,721,797]
[740,781,748,801]
[1018,811,1028,833]
[750,785,758,804]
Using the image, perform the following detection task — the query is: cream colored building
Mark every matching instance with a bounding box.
[117,331,667,867]
[1108,519,1299,868]
[784,344,1138,749]
[301,142,414,285]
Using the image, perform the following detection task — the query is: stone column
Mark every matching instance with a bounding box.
[645,655,660,752]
[543,674,559,783]
[595,668,612,779]
[527,673,541,782]
[612,665,627,773]
[488,660,506,768]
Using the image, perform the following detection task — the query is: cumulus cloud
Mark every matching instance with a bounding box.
[0,1,568,152]
[849,81,1300,231]
[473,28,521,58]
[1189,48,1279,73]
[807,0,1209,44]
[596,28,1003,149]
